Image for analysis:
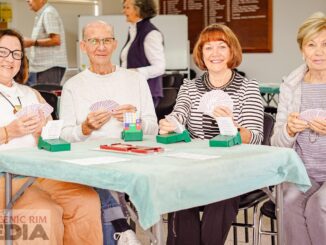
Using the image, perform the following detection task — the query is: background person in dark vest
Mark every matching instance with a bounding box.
[121,0,165,107]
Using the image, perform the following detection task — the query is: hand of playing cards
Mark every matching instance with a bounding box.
[198,90,234,117]
[299,108,326,122]
[16,103,53,118]
[89,100,119,112]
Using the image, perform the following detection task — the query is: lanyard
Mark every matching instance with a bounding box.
[0,91,22,113]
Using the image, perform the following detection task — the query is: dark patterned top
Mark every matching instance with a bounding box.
[169,71,264,143]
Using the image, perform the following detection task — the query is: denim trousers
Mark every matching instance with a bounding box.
[95,188,126,245]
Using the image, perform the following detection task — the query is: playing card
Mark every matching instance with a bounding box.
[299,108,326,122]
[16,103,53,118]
[216,117,238,136]
[165,115,184,133]
[90,100,119,112]
[198,90,233,117]
[41,103,54,117]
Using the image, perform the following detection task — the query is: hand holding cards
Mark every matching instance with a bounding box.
[198,90,234,117]
[89,100,119,112]
[299,108,326,122]
[16,103,53,118]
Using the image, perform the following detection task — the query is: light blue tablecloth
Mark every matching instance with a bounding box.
[0,137,311,229]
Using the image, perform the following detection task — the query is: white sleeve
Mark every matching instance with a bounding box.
[271,81,297,148]
[138,75,159,135]
[137,30,166,79]
[59,85,90,143]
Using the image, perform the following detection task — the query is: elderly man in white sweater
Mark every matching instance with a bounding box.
[60,20,158,245]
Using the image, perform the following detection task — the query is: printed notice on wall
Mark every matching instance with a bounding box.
[159,0,272,53]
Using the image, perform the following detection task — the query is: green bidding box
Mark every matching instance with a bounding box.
[156,130,191,144]
[38,137,71,152]
[209,132,242,147]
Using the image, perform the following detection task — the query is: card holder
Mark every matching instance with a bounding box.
[100,143,164,154]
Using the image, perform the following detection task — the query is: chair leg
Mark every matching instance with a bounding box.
[257,212,263,245]
[270,218,275,245]
[233,224,238,245]
[244,209,249,243]
[252,205,259,245]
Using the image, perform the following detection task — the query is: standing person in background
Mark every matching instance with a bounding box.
[271,12,326,245]
[24,0,67,86]
[121,0,165,107]
[159,23,264,245]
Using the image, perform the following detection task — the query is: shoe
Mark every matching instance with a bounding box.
[114,230,142,245]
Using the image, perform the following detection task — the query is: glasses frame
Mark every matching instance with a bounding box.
[0,47,24,60]
[85,37,115,47]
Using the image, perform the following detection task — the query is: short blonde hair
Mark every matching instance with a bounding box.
[193,23,242,71]
[297,12,326,50]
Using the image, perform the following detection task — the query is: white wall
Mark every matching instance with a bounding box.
[7,0,326,84]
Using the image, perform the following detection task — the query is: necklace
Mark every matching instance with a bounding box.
[204,71,234,90]
[0,91,22,114]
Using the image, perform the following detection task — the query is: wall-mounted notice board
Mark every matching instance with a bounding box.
[159,0,272,53]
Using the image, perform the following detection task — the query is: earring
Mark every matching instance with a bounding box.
[302,55,306,61]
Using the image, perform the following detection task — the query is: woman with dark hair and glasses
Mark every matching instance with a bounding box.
[121,0,165,107]
[0,29,103,244]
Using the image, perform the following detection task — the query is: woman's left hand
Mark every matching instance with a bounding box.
[309,119,326,135]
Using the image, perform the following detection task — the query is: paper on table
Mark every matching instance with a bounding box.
[41,120,64,140]
[216,117,238,136]
[165,152,220,161]
[63,156,130,165]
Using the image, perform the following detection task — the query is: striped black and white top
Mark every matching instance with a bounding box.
[169,71,264,144]
[295,82,326,182]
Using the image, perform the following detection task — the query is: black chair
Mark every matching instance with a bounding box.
[155,87,178,121]
[232,113,275,245]
[162,73,184,90]
[38,90,59,120]
[32,84,62,96]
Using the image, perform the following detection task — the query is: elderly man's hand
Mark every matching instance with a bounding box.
[111,104,137,122]
[82,110,111,135]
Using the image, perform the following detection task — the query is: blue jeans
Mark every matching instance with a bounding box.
[95,188,125,245]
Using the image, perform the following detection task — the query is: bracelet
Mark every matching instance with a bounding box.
[3,127,8,144]
[35,40,38,46]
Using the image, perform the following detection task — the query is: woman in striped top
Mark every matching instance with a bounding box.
[271,12,326,245]
[159,24,263,245]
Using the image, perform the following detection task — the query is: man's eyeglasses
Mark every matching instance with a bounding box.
[86,38,115,46]
[0,47,24,60]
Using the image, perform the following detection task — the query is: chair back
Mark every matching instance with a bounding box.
[32,84,62,96]
[155,87,178,121]
[162,73,184,90]
[262,113,275,146]
[38,90,59,120]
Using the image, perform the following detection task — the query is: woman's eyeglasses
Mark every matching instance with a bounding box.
[86,38,115,47]
[0,47,24,60]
